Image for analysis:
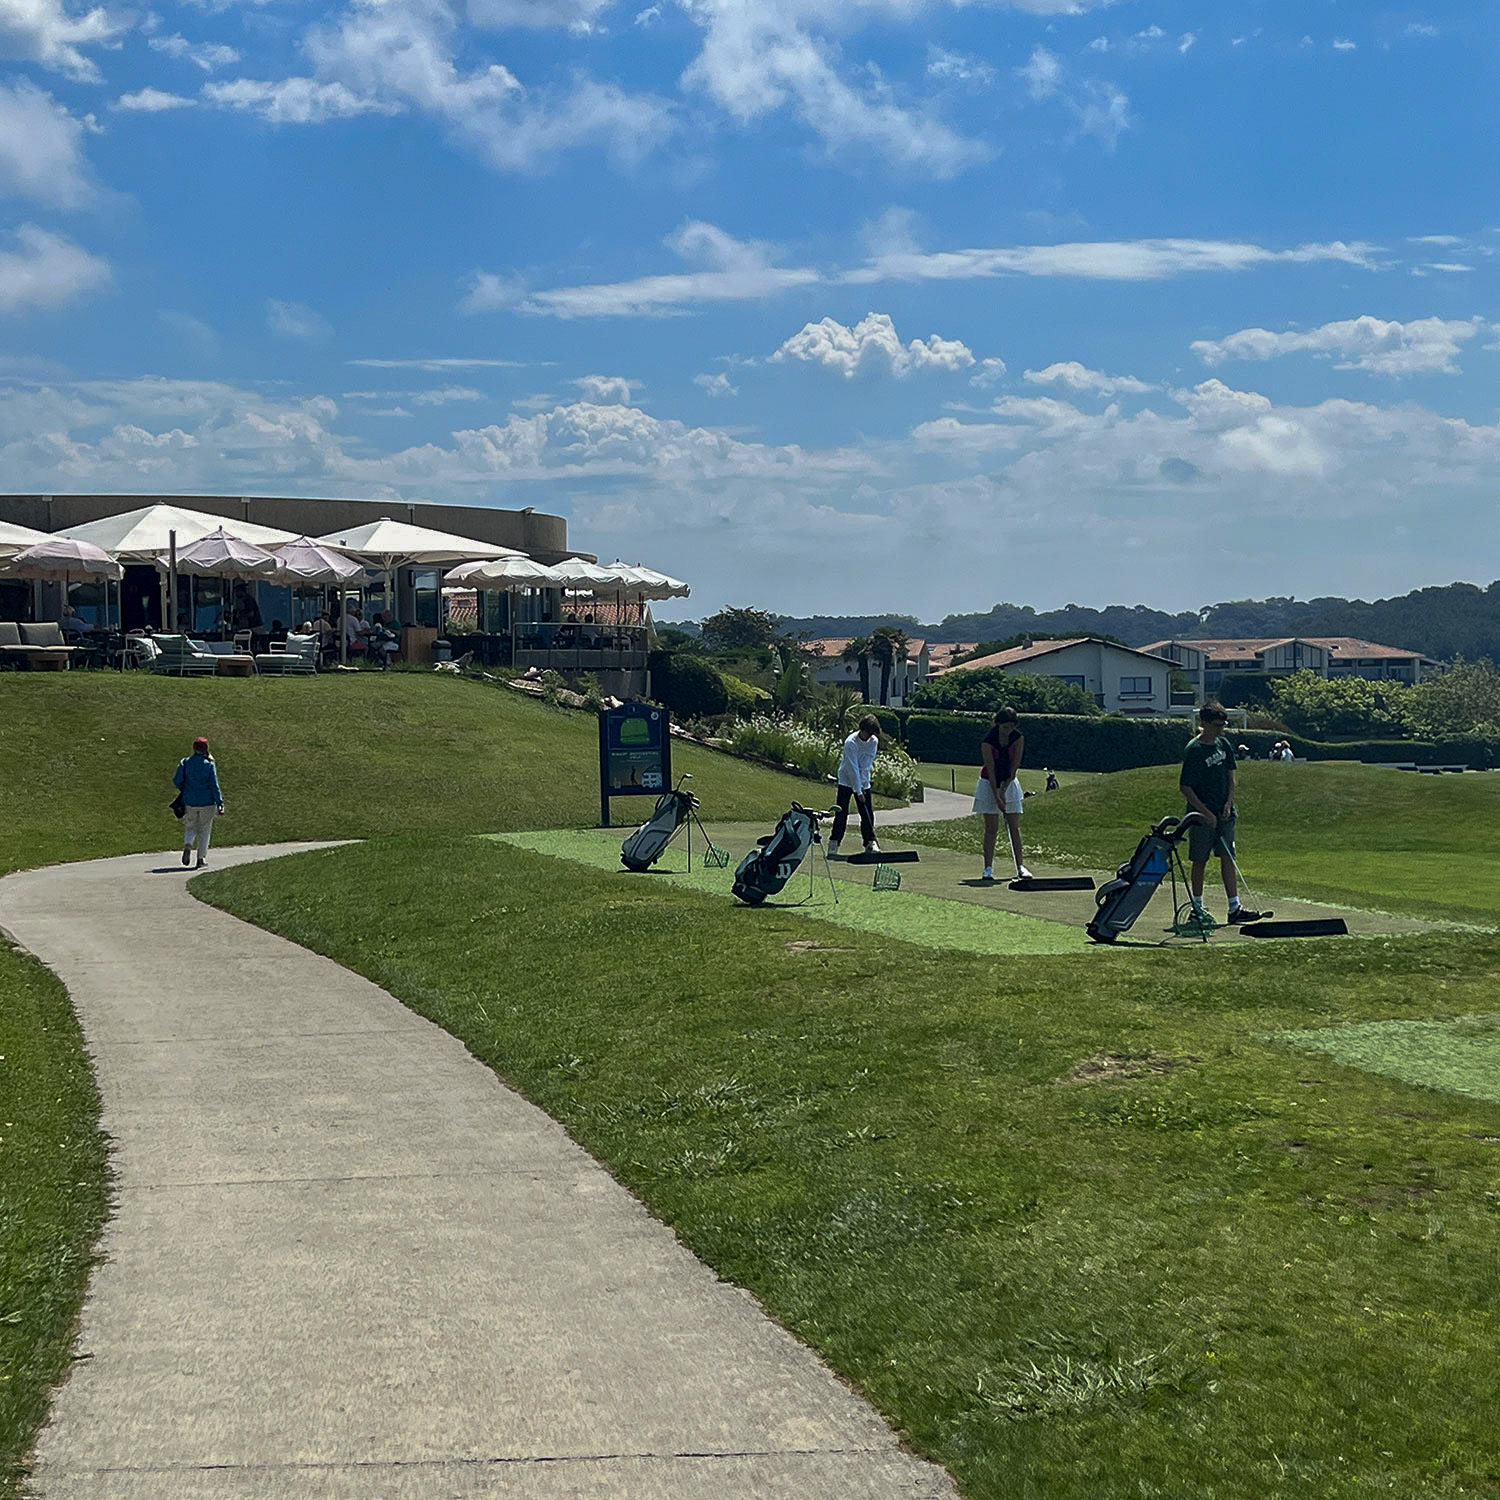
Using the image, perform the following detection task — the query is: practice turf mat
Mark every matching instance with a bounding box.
[489,830,1091,956]
[1275,1014,1500,1104]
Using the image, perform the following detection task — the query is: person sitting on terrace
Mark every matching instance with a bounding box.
[59,605,89,637]
[344,605,370,659]
[370,610,402,668]
[230,585,262,633]
[269,619,287,645]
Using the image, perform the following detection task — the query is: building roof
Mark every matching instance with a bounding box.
[1144,635,1431,663]
[937,637,1173,674]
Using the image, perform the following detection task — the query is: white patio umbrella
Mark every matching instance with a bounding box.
[312,518,528,633]
[2,537,126,656]
[443,556,565,660]
[0,519,50,560]
[58,503,298,558]
[269,536,367,664]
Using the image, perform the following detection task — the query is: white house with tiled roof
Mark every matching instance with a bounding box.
[1142,635,1441,701]
[801,635,933,706]
[933,637,1175,715]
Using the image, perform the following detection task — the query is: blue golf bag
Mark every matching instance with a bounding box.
[1086,813,1205,943]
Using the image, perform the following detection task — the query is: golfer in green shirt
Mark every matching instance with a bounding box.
[1179,702,1262,923]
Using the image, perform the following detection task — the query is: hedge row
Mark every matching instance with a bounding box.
[860,706,1497,773]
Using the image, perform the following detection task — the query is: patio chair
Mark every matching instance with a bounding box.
[255,633,318,676]
[124,632,161,668]
[149,634,222,677]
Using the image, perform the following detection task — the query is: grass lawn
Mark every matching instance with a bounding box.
[0,670,817,1494]
[0,671,808,878]
[200,835,1500,1500]
[0,945,109,1500]
[917,764,1100,796]
[892,760,1500,926]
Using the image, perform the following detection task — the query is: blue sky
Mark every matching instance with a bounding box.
[1,0,1495,618]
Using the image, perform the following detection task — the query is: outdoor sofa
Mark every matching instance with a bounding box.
[149,634,229,677]
[254,633,318,675]
[0,620,76,669]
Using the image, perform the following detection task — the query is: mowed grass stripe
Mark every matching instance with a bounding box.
[1277,1015,1500,1105]
[201,835,1500,1500]
[491,829,1088,956]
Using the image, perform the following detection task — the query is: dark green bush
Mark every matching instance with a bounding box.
[648,651,728,719]
[909,667,1101,716]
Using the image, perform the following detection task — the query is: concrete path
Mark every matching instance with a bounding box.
[876,787,972,825]
[0,846,957,1500]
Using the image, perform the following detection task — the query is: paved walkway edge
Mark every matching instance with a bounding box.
[0,843,958,1500]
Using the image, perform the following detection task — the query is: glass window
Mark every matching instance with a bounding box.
[1058,675,1085,688]
[1120,676,1153,696]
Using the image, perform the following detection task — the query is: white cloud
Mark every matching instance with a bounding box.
[1024,361,1152,396]
[473,220,820,318]
[1192,315,1485,376]
[1018,46,1129,147]
[693,371,737,397]
[680,0,987,176]
[969,356,1007,387]
[0,0,117,80]
[927,46,995,86]
[267,298,333,342]
[412,384,483,404]
[0,80,93,207]
[116,87,198,112]
[349,355,525,370]
[574,374,635,403]
[849,235,1378,284]
[149,32,240,70]
[1086,36,1108,53]
[1332,37,1356,51]
[772,312,974,379]
[634,5,659,24]
[206,0,674,171]
[1405,22,1439,38]
[466,0,613,30]
[0,225,109,314]
[1178,32,1195,54]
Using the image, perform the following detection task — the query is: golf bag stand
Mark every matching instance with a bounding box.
[731,803,839,906]
[1086,813,1206,944]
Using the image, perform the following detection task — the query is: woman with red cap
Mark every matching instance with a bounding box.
[173,736,225,868]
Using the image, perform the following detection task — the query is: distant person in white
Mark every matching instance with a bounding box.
[827,714,881,857]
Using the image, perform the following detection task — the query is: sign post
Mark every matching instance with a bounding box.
[598,701,671,827]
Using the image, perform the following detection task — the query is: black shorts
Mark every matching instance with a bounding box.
[1187,810,1235,864]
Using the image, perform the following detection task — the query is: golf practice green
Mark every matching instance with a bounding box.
[489,824,1451,957]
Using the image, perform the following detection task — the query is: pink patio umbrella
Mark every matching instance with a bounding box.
[2,537,126,659]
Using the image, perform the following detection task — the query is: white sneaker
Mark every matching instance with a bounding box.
[982,865,994,881]
[1016,864,1034,880]
[827,840,841,857]
[864,839,881,855]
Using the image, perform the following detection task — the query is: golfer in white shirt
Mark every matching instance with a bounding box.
[828,714,881,857]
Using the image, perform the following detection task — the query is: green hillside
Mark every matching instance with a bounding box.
[0,673,812,877]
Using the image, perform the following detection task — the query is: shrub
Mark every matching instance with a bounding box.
[910,667,1102,716]
[648,651,728,719]
[720,671,771,718]
[718,715,920,798]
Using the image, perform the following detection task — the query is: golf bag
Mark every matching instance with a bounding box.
[732,803,827,905]
[621,780,700,871]
[1086,813,1204,943]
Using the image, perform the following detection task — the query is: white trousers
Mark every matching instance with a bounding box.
[183,804,217,858]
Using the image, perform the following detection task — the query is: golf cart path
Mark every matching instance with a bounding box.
[0,845,957,1500]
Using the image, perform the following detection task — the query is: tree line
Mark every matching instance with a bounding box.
[768,580,1500,662]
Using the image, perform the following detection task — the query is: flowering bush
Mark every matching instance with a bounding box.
[721,715,919,799]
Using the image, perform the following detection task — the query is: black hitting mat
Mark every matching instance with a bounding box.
[1237,918,1349,939]
[841,850,921,865]
[1009,876,1097,892]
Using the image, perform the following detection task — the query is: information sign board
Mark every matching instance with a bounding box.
[599,702,671,825]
